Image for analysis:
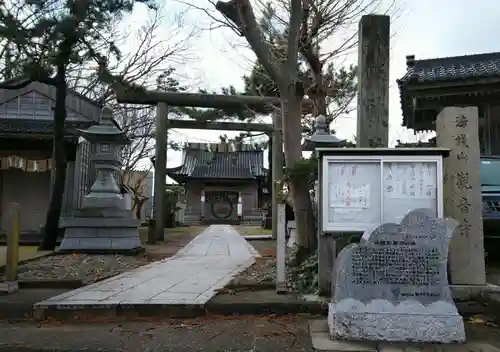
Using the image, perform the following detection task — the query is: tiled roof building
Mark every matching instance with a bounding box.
[165,142,267,225]
[167,142,266,182]
[397,52,500,132]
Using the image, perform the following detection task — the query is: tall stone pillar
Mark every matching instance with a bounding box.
[356,15,390,148]
[436,106,486,285]
[153,102,168,243]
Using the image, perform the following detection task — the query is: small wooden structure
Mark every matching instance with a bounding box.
[0,80,101,237]
[397,52,500,156]
[165,142,267,225]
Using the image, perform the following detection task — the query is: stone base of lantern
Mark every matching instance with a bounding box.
[59,208,143,254]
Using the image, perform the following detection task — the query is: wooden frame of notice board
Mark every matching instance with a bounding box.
[316,148,450,233]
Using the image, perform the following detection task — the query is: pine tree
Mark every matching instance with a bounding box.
[0,0,157,250]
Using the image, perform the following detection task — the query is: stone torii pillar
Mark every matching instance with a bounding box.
[153,102,168,244]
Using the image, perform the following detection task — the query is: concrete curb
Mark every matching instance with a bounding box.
[205,300,327,316]
[18,280,83,289]
[33,302,207,321]
[28,295,487,322]
[224,282,276,290]
[54,247,146,256]
[32,300,326,322]
[243,235,273,241]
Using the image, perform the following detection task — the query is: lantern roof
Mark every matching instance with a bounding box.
[302,115,345,151]
[78,106,129,144]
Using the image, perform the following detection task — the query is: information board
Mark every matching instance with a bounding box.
[382,162,438,224]
[322,155,443,232]
[326,162,381,227]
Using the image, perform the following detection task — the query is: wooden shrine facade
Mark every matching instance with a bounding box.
[397,52,500,156]
[166,142,268,225]
[0,80,102,236]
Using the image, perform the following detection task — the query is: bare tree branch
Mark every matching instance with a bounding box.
[215,0,284,86]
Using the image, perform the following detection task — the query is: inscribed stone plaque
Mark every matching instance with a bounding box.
[328,208,465,343]
[437,106,485,285]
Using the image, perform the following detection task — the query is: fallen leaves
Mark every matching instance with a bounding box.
[17,253,150,284]
[214,288,236,295]
[261,249,276,257]
[15,232,199,285]
[468,315,498,327]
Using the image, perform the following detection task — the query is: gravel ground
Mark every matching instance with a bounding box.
[230,240,295,288]
[231,240,278,286]
[15,229,201,284]
[17,254,151,284]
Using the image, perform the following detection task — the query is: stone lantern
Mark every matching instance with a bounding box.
[302,115,345,216]
[59,106,142,254]
[302,115,346,151]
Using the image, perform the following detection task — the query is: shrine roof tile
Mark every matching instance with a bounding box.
[397,52,500,131]
[167,144,265,180]
[0,119,96,138]
[397,52,500,85]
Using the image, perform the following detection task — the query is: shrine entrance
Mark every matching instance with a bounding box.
[204,190,239,223]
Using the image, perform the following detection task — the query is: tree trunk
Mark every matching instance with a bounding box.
[267,132,273,193]
[39,64,67,250]
[281,92,316,264]
[135,198,145,220]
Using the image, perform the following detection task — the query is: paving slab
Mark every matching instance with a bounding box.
[33,225,258,315]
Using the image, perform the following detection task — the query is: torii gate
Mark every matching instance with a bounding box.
[115,85,313,246]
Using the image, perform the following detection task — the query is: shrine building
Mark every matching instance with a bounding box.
[397,52,500,155]
[166,142,268,225]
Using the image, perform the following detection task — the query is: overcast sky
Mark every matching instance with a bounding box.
[123,0,500,179]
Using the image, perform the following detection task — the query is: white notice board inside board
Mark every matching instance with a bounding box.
[321,155,443,232]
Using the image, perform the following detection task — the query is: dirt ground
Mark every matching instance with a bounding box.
[0,315,500,351]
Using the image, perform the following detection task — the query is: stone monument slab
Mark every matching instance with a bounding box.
[328,208,465,343]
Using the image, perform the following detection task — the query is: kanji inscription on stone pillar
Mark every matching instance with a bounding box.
[436,106,485,285]
[356,15,390,148]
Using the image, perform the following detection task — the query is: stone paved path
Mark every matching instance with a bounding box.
[34,225,258,308]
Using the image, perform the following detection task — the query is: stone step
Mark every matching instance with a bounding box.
[309,320,500,352]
